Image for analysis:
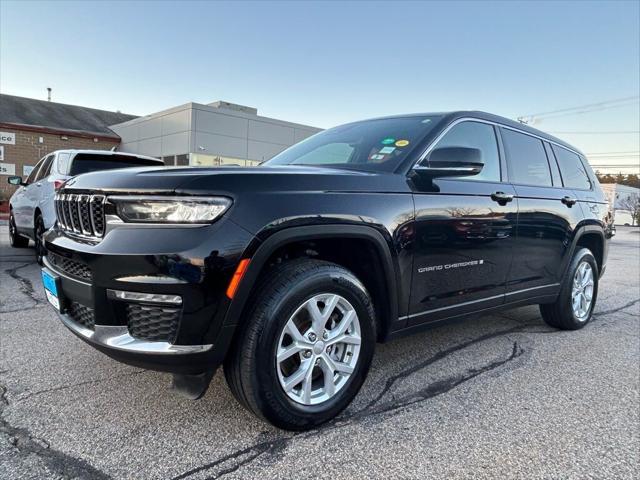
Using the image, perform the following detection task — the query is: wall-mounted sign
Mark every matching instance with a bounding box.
[0,132,16,145]
[0,146,4,161]
[23,165,35,177]
[0,162,16,175]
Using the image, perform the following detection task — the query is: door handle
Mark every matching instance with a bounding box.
[491,191,514,205]
[561,196,577,207]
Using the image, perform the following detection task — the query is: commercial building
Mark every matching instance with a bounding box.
[0,94,136,198]
[110,100,321,167]
[0,94,321,200]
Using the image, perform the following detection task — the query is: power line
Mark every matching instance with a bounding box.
[518,96,639,124]
[587,151,640,156]
[548,130,640,135]
[590,164,640,167]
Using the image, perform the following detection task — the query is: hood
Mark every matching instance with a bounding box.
[61,165,409,195]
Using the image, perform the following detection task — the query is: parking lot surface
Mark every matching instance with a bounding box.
[1,225,638,479]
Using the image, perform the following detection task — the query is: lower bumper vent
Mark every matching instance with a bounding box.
[126,304,180,343]
[48,252,92,281]
[68,302,95,330]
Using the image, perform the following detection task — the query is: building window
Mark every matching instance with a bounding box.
[191,153,260,167]
[176,154,189,166]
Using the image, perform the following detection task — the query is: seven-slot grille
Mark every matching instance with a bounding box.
[55,193,106,238]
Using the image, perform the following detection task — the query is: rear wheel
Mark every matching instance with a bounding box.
[34,214,46,265]
[224,259,376,430]
[540,248,598,330]
[9,211,29,248]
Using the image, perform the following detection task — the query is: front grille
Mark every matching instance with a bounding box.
[67,302,95,330]
[48,252,92,281]
[55,193,106,239]
[126,304,180,343]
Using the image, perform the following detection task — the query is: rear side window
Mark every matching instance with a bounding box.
[69,154,160,175]
[430,121,501,182]
[26,157,45,184]
[502,129,552,187]
[56,152,71,174]
[552,145,591,190]
[35,155,55,181]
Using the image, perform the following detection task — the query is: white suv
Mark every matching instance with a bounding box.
[7,149,163,264]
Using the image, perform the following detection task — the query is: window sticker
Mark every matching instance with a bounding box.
[381,137,395,145]
[395,139,409,147]
[379,146,395,154]
[370,154,386,162]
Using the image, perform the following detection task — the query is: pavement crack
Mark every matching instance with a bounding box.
[594,298,640,317]
[171,439,284,480]
[15,369,147,403]
[361,324,535,413]
[3,262,41,306]
[171,334,530,480]
[0,384,112,479]
[359,342,524,418]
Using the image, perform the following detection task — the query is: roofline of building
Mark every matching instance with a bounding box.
[0,122,121,142]
[110,101,322,132]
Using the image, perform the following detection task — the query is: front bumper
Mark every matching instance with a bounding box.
[43,218,254,374]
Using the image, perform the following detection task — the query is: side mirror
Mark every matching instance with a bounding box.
[413,147,484,178]
[7,176,24,186]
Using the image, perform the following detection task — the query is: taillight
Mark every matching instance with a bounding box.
[54,179,66,190]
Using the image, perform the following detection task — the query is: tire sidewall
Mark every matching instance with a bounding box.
[34,215,45,265]
[9,211,17,246]
[251,268,375,429]
[562,248,598,327]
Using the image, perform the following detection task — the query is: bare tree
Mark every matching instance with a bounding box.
[618,193,640,226]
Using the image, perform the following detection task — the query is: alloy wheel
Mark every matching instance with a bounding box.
[276,293,361,406]
[571,261,594,321]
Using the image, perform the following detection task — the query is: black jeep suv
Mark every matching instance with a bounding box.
[42,112,613,430]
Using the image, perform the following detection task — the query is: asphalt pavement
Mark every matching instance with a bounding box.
[1,226,638,479]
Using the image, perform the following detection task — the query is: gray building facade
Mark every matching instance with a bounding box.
[110,100,321,167]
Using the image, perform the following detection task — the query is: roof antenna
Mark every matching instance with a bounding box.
[47,87,52,102]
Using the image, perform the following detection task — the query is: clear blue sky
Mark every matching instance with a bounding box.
[1,0,639,171]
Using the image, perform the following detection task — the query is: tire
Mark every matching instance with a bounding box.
[34,214,46,266]
[9,210,29,248]
[540,248,598,330]
[224,258,376,431]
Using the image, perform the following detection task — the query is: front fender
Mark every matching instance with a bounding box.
[222,224,402,337]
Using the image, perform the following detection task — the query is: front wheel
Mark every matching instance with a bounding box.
[540,248,598,330]
[224,259,376,430]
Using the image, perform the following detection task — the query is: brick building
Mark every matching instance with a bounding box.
[0,94,137,199]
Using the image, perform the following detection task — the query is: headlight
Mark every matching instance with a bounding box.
[110,196,232,224]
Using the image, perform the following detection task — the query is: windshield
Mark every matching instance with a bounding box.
[264,115,443,172]
[69,154,161,175]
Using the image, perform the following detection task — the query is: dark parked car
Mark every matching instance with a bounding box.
[42,112,613,430]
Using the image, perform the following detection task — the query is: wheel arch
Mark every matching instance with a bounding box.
[567,224,605,277]
[222,225,401,341]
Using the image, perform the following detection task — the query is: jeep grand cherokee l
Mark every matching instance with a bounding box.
[42,112,613,430]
